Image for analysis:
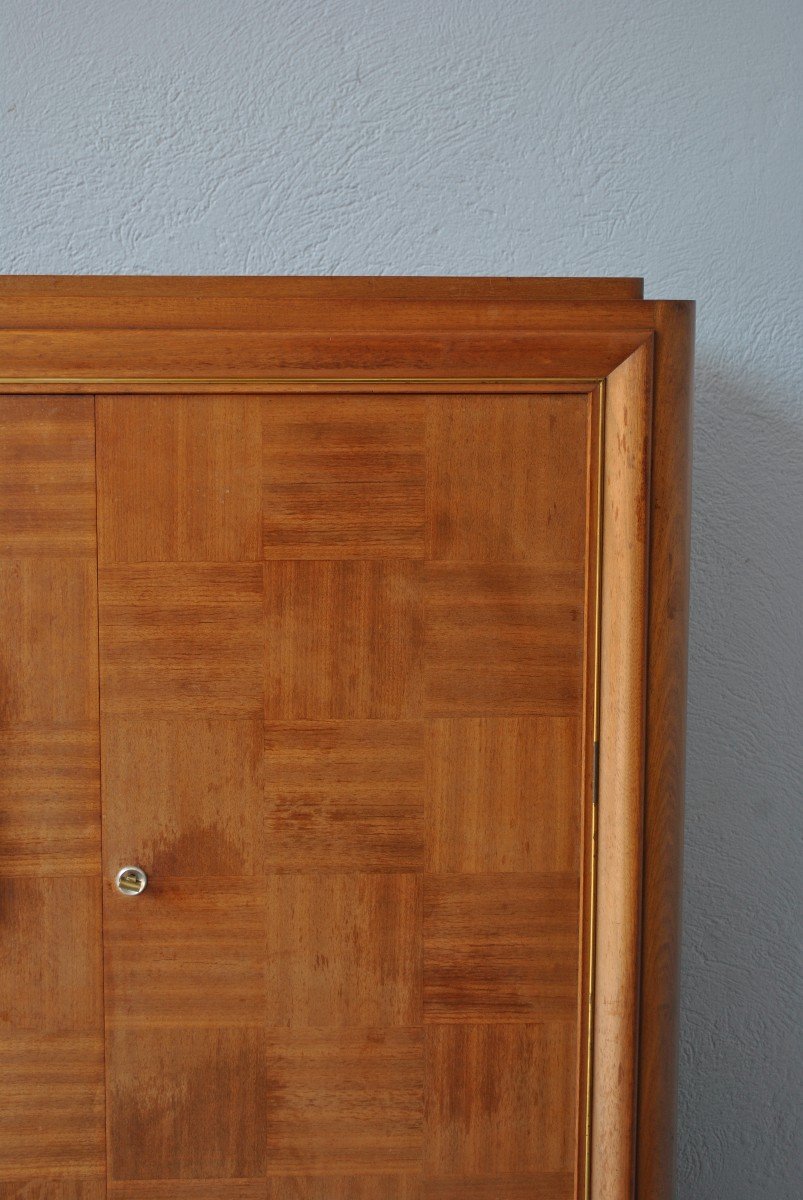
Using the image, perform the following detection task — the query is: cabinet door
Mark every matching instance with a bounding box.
[93,388,599,1198]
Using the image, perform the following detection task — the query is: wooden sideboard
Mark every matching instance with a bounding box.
[0,276,693,1199]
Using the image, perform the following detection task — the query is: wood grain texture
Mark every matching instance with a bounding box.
[0,1184,105,1200]
[591,342,652,1200]
[0,280,695,1194]
[0,396,96,556]
[263,395,424,558]
[265,561,421,719]
[0,391,104,1183]
[96,394,261,563]
[108,1185,266,1199]
[423,1178,572,1199]
[266,874,421,1027]
[636,302,694,1200]
[0,329,650,388]
[424,563,584,716]
[104,878,265,1026]
[423,874,579,1021]
[99,563,263,716]
[0,1034,105,1180]
[266,1028,423,1173]
[424,1024,577,1176]
[107,1026,266,1179]
[0,559,97,728]
[266,1179,421,1199]
[425,717,580,873]
[264,720,424,872]
[427,393,589,563]
[0,276,645,330]
[0,878,102,1034]
[102,717,262,877]
[0,729,99,875]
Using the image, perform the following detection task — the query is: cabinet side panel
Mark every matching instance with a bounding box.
[637,303,694,1200]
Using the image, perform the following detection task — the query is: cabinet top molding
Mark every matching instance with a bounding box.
[0,275,692,393]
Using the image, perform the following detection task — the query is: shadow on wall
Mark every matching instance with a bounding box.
[678,354,802,1199]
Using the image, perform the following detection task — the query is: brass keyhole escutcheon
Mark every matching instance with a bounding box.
[115,866,148,896]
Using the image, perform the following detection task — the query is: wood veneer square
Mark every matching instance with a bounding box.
[0,877,102,1034]
[265,874,422,1026]
[0,1033,105,1180]
[425,717,581,873]
[99,563,263,716]
[426,393,589,563]
[265,561,422,719]
[0,729,100,875]
[424,563,584,716]
[424,1024,577,1176]
[0,559,97,728]
[102,717,263,877]
[104,878,266,1027]
[266,1028,423,1173]
[96,394,261,563]
[264,720,424,872]
[108,1026,267,1179]
[423,874,579,1021]
[263,395,425,558]
[0,396,96,557]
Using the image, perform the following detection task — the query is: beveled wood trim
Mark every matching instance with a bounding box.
[0,330,650,388]
[577,382,605,1196]
[591,340,654,1200]
[636,302,694,1200]
[0,377,595,394]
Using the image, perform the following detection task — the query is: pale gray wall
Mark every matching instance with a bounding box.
[2,1,801,1195]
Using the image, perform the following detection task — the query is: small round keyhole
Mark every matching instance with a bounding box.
[115,866,148,896]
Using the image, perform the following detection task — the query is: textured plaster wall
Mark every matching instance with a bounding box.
[2,1,801,1195]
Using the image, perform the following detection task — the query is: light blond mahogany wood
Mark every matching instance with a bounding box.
[101,717,263,877]
[425,716,581,873]
[0,1034,105,1180]
[265,1028,423,1174]
[636,302,695,1200]
[0,395,96,555]
[0,389,105,1191]
[108,1186,268,1200]
[0,278,693,1198]
[95,388,592,1193]
[98,563,264,717]
[0,1182,107,1200]
[107,1026,267,1179]
[0,558,97,727]
[96,394,261,563]
[591,341,653,1200]
[265,720,424,873]
[264,559,423,719]
[263,394,425,559]
[426,393,589,563]
[0,328,647,386]
[425,1023,577,1177]
[0,276,645,332]
[0,729,99,875]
